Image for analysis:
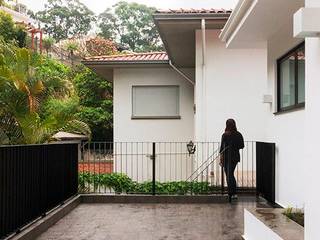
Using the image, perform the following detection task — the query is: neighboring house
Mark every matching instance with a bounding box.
[0,5,32,24]
[84,1,320,239]
[0,5,43,52]
[83,52,195,142]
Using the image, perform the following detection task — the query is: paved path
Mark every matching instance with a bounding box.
[36,200,265,240]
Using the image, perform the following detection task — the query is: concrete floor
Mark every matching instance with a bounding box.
[36,199,267,240]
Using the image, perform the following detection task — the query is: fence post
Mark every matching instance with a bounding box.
[152,142,156,195]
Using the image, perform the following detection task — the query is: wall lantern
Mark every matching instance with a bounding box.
[187,141,196,155]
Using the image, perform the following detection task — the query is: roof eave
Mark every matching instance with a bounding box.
[219,0,256,44]
[153,13,231,21]
[82,60,170,66]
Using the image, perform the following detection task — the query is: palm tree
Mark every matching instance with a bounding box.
[65,42,79,66]
[42,36,55,56]
[0,40,90,144]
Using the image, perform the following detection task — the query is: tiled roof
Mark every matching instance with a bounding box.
[156,8,232,14]
[83,52,169,63]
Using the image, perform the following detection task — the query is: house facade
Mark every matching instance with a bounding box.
[84,0,320,238]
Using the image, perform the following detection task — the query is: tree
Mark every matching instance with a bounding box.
[36,0,95,42]
[86,37,118,56]
[0,10,16,43]
[65,41,79,66]
[98,1,164,52]
[42,36,55,56]
[72,64,113,141]
[0,10,27,47]
[0,40,90,144]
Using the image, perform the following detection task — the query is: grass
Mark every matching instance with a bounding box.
[283,207,304,227]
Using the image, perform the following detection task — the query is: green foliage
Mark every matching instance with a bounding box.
[42,36,55,55]
[36,0,95,41]
[0,40,90,144]
[98,1,164,52]
[65,42,79,52]
[0,10,15,41]
[283,207,304,227]
[73,64,113,141]
[78,172,218,195]
[0,10,27,47]
[36,56,73,97]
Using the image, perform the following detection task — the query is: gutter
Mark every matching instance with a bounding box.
[201,19,206,66]
[201,18,207,141]
[219,0,255,43]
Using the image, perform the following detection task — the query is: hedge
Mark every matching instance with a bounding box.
[78,172,219,195]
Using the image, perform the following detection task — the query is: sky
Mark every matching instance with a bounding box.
[19,0,238,14]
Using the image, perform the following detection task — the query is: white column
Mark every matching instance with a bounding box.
[304,1,320,239]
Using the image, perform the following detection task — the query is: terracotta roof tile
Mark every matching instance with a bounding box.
[83,52,169,63]
[155,8,232,14]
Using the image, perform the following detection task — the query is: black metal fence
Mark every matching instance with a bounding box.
[0,143,79,239]
[79,141,256,195]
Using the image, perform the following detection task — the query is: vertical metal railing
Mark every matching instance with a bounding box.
[79,141,256,195]
[0,143,79,239]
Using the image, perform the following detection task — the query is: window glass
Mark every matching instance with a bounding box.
[278,43,305,111]
[297,48,305,104]
[280,56,295,108]
[132,86,180,118]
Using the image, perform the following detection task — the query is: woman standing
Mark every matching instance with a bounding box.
[219,119,244,203]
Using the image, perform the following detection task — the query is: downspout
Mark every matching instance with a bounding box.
[201,18,207,142]
[169,60,194,85]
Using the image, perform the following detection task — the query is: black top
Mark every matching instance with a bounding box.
[219,131,244,162]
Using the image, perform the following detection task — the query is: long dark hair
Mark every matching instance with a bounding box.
[225,119,237,134]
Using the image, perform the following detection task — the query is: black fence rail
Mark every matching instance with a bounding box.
[0,143,79,239]
[79,141,256,195]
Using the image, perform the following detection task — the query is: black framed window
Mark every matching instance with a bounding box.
[277,42,305,112]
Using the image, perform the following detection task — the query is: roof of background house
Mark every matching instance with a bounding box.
[82,52,169,80]
[155,8,232,14]
[83,52,169,64]
[52,131,88,141]
[83,8,232,68]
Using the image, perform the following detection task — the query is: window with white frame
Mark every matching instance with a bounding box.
[132,85,180,119]
[277,42,305,112]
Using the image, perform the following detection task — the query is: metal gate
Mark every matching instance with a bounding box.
[79,141,257,195]
[256,142,276,203]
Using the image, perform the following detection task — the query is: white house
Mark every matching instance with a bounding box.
[84,1,320,238]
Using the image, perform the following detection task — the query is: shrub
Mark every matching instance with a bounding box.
[0,10,27,47]
[283,207,304,227]
[78,172,219,195]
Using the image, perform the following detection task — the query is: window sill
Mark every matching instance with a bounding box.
[274,103,305,115]
[131,116,181,120]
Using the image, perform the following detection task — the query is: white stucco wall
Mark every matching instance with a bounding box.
[195,30,269,142]
[304,1,320,240]
[196,28,306,208]
[266,19,305,208]
[113,67,194,142]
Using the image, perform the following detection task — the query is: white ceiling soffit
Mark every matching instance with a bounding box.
[220,0,304,49]
[153,15,229,68]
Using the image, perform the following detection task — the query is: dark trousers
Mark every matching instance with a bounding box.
[224,160,238,196]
